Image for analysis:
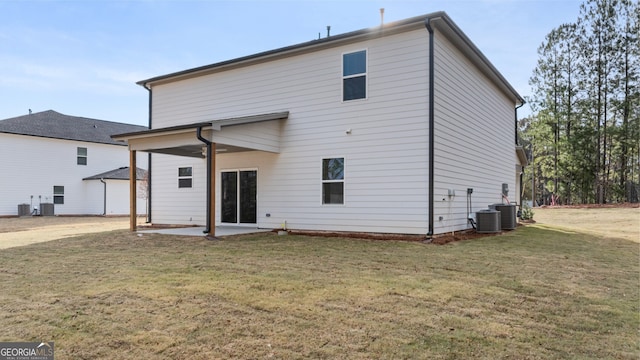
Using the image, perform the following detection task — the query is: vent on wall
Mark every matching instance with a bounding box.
[476,209,501,233]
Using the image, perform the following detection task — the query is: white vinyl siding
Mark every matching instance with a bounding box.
[149,26,518,235]
[151,154,206,225]
[151,29,430,234]
[0,133,147,216]
[431,31,517,233]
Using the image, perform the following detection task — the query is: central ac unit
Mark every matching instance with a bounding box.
[476,209,501,233]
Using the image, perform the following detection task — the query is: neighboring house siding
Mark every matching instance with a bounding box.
[432,31,517,233]
[151,29,432,234]
[0,133,146,216]
[84,179,146,215]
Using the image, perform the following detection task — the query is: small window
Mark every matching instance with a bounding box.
[77,147,87,165]
[343,50,367,101]
[53,186,64,204]
[322,158,344,204]
[178,167,193,188]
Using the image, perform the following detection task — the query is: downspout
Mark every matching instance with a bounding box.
[196,127,212,234]
[99,178,106,216]
[144,83,152,223]
[515,101,525,210]
[515,101,524,145]
[425,18,435,237]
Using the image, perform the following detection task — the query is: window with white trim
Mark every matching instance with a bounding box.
[343,50,367,101]
[77,147,87,165]
[178,167,193,188]
[322,158,344,204]
[53,186,64,204]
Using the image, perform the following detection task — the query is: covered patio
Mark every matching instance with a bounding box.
[112,111,288,237]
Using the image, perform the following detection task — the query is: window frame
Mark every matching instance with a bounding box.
[178,166,193,189]
[321,157,345,205]
[342,49,368,102]
[77,147,87,165]
[53,185,64,205]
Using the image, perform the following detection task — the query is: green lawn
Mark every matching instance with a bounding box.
[0,221,638,359]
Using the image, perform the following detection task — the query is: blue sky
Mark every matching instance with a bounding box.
[0,0,584,126]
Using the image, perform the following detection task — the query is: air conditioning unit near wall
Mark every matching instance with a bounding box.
[494,204,517,230]
[476,209,501,233]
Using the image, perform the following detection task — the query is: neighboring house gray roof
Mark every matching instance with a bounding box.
[0,110,148,145]
[83,167,147,181]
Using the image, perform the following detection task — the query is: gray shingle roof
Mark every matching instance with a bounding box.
[0,110,147,145]
[83,167,147,181]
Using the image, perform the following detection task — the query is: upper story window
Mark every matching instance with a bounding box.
[343,50,367,101]
[77,147,87,165]
[322,157,344,204]
[178,167,193,188]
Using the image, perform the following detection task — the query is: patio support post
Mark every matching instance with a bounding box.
[129,150,137,231]
[209,142,216,237]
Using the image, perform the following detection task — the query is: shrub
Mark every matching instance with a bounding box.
[520,203,535,220]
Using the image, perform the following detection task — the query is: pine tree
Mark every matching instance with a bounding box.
[524,0,639,204]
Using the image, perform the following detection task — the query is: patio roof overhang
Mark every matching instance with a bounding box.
[111,111,289,156]
[516,145,528,167]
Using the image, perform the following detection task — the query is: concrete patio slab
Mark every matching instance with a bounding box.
[138,226,272,237]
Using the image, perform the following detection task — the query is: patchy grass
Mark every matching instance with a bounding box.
[0,222,637,359]
[533,206,639,242]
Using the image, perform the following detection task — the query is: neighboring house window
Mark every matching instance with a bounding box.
[343,50,367,101]
[178,167,193,188]
[53,186,64,204]
[77,147,87,165]
[322,158,344,204]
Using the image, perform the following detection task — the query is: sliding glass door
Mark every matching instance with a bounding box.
[221,170,257,224]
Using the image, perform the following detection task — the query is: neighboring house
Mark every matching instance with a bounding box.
[114,11,528,236]
[0,110,148,216]
[83,167,148,215]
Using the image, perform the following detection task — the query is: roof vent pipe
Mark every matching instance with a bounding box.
[380,8,385,26]
[327,26,331,37]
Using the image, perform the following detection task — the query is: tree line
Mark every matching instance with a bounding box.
[522,0,639,205]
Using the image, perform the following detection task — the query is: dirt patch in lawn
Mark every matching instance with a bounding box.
[0,216,143,249]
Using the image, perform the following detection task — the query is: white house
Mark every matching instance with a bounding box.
[0,110,148,216]
[114,12,528,236]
